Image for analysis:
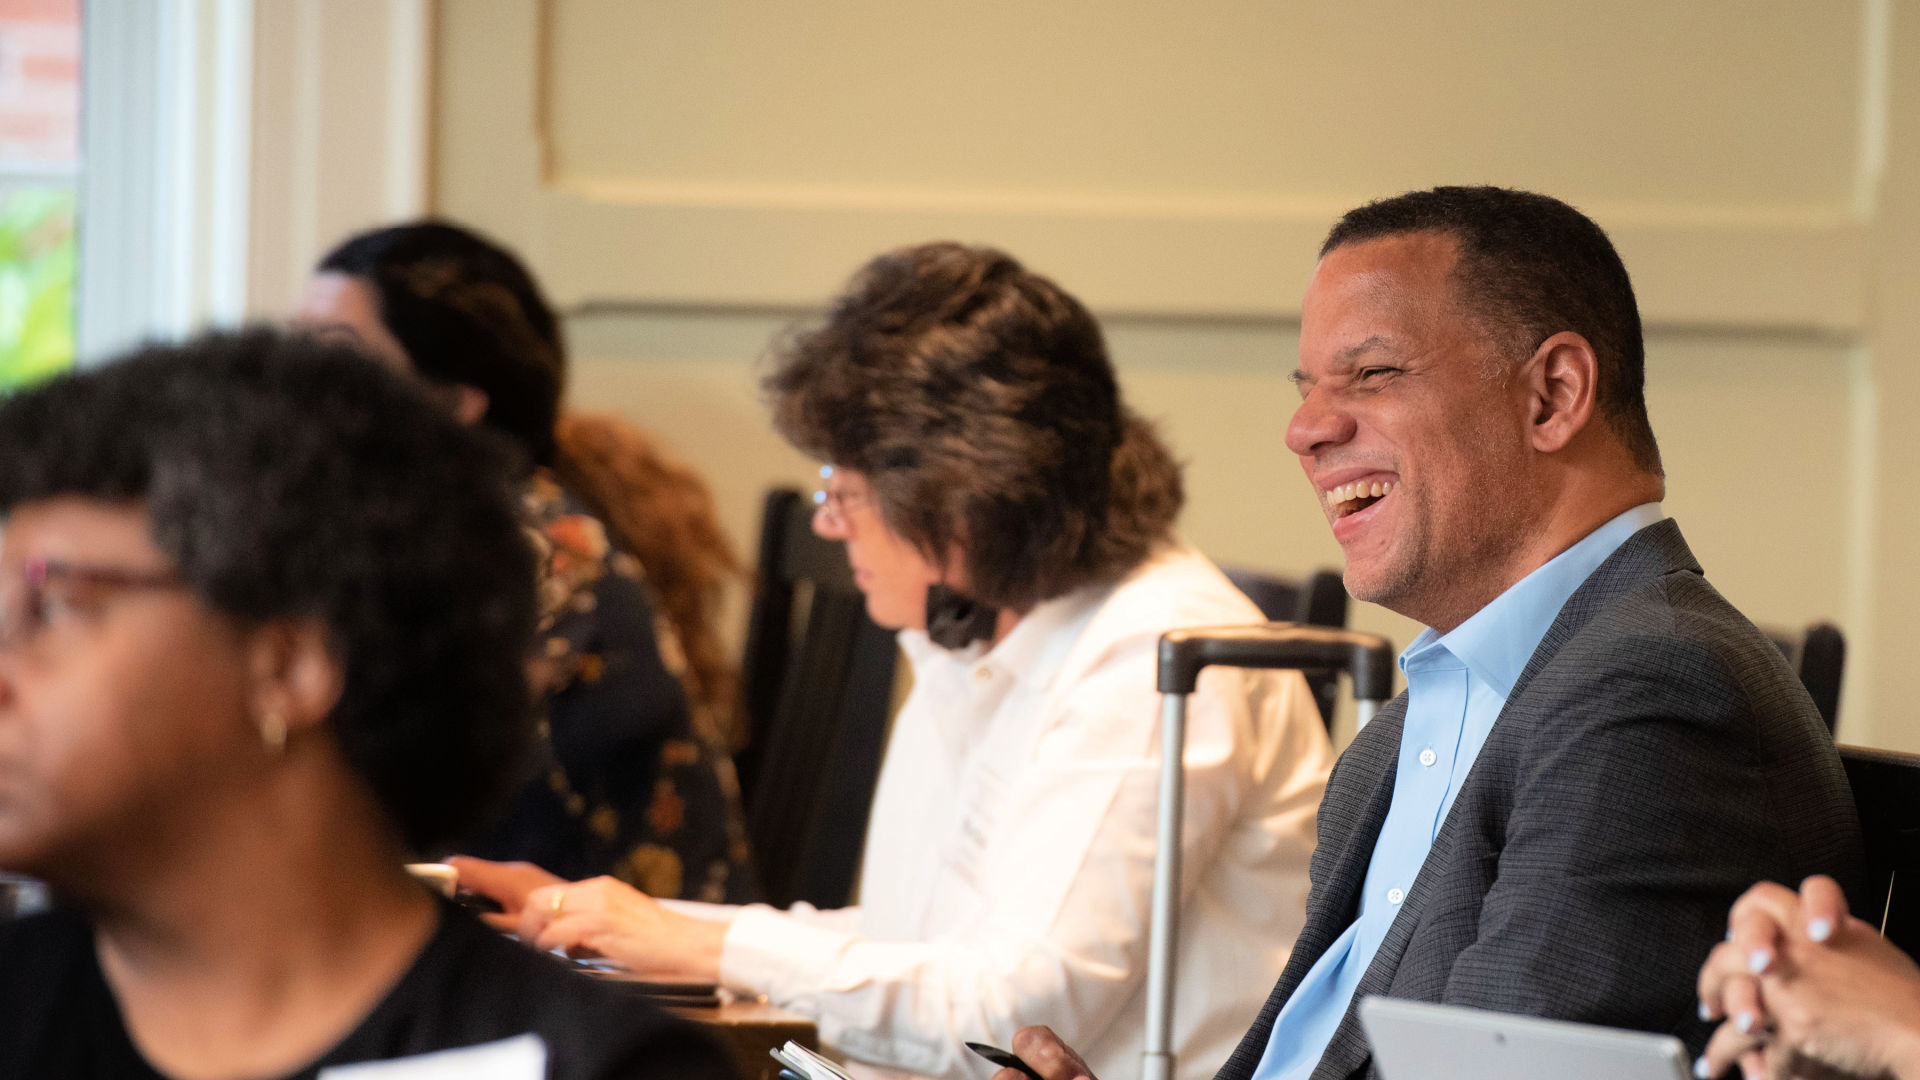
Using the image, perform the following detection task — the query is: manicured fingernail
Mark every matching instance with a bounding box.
[1698,1000,1713,1021]
[1736,1010,1755,1034]
[1808,917,1833,942]
[1694,1054,1712,1079]
[1748,948,1771,974]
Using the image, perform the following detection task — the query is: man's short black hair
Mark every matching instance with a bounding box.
[0,329,539,853]
[764,241,1183,611]
[317,220,565,467]
[1322,185,1663,474]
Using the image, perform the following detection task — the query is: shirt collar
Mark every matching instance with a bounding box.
[1400,503,1665,697]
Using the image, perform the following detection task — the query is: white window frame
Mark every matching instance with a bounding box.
[78,0,430,364]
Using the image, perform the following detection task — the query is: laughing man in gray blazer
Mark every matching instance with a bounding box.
[995,187,1863,1080]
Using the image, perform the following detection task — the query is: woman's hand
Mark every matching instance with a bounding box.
[513,875,730,981]
[1697,876,1920,1079]
[446,856,565,933]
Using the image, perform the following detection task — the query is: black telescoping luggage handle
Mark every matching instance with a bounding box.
[1157,622,1397,701]
[1142,621,1398,1080]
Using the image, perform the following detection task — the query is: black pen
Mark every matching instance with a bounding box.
[966,1041,1044,1080]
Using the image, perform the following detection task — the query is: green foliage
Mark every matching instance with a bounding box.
[0,187,77,393]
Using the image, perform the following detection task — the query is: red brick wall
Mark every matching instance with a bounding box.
[0,0,77,169]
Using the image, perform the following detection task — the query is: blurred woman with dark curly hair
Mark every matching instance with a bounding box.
[459,242,1335,1080]
[0,330,733,1079]
[295,221,757,904]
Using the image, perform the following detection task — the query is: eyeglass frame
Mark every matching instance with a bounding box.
[0,557,187,653]
[811,465,876,530]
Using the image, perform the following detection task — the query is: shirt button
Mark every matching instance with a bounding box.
[1419,748,1437,768]
[973,667,993,682]
[1387,887,1405,905]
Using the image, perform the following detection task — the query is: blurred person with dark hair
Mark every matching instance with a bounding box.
[297,221,757,903]
[457,242,1334,1080]
[0,331,734,1079]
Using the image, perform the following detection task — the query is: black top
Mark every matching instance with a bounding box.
[0,901,737,1080]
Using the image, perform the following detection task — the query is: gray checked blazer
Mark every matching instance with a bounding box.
[1215,519,1864,1080]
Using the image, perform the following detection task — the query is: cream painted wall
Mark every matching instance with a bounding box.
[434,0,1912,748]
[246,0,431,317]
[560,307,1861,745]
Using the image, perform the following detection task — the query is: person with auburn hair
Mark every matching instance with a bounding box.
[458,241,1334,1080]
[296,221,756,903]
[0,330,733,1079]
[550,410,744,752]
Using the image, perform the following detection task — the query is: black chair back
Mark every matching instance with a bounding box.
[1765,622,1845,735]
[734,488,899,909]
[1222,566,1349,730]
[1839,745,1920,956]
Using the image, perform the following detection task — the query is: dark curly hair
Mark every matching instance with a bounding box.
[764,241,1183,612]
[317,220,565,466]
[0,329,539,854]
[1322,185,1663,475]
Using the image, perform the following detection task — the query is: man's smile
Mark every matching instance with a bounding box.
[1310,470,1402,546]
[1322,478,1398,519]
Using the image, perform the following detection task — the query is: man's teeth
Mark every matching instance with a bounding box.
[1322,480,1396,507]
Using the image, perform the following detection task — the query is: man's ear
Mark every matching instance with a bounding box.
[243,620,344,750]
[1524,331,1599,454]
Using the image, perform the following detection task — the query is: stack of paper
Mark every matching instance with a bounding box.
[769,1040,856,1080]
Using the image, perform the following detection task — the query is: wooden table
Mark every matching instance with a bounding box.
[667,999,819,1080]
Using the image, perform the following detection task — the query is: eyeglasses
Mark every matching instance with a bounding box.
[811,465,875,530]
[0,558,185,653]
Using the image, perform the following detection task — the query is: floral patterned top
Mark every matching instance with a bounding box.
[469,470,759,903]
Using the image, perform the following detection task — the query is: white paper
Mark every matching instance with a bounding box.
[317,1034,547,1080]
[774,1040,856,1080]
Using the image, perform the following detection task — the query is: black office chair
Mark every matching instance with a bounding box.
[1766,622,1846,735]
[1839,745,1920,956]
[1222,566,1350,730]
[733,488,899,909]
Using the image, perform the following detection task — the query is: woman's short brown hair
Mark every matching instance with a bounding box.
[764,242,1183,612]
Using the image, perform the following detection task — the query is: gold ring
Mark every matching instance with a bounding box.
[549,890,566,916]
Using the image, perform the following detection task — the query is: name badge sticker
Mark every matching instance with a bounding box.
[317,1034,547,1080]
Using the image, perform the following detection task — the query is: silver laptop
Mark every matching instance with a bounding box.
[1359,996,1692,1080]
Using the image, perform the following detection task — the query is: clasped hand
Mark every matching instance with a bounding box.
[1697,875,1920,1080]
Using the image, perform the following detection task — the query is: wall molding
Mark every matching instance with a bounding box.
[532,187,1870,333]
[428,0,1878,335]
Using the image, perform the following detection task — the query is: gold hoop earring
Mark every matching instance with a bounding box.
[259,709,287,754]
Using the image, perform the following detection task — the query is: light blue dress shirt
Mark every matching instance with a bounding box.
[1249,503,1664,1080]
